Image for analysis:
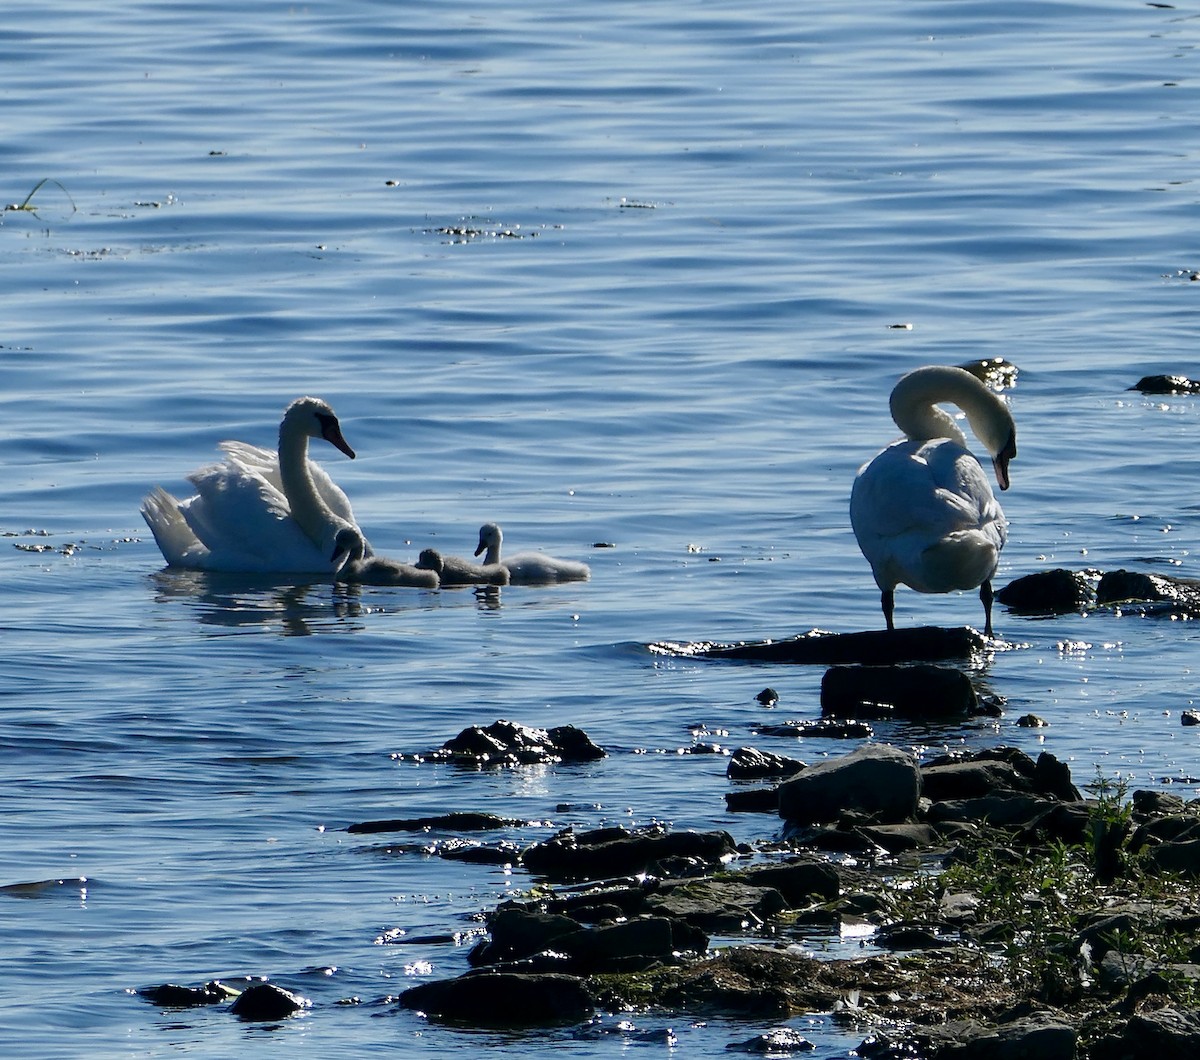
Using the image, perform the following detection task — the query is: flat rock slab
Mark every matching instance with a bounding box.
[649,626,987,665]
[777,743,921,825]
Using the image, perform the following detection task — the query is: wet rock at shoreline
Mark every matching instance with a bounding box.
[649,626,987,665]
[391,746,1200,1050]
[229,982,310,1021]
[777,743,921,825]
[404,719,607,767]
[995,568,1096,614]
[521,824,737,881]
[136,980,241,1008]
[1130,374,1200,395]
[727,1027,815,1053]
[347,811,526,834]
[820,663,977,719]
[727,746,805,780]
[400,971,595,1026]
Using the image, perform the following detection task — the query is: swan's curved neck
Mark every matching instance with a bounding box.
[279,423,331,547]
[890,366,996,449]
[480,538,501,565]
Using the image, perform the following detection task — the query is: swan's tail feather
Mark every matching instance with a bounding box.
[141,486,207,568]
[920,531,999,593]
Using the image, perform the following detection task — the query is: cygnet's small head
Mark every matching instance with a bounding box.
[474,522,502,558]
[330,526,367,565]
[283,396,355,459]
[416,548,444,573]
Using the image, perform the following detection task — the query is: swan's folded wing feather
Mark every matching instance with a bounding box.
[179,462,331,570]
[218,440,361,526]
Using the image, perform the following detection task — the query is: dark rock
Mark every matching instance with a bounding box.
[931,1011,1077,1060]
[754,719,874,739]
[725,787,780,813]
[875,923,951,951]
[521,825,737,881]
[1097,570,1200,609]
[927,794,1051,829]
[727,746,804,780]
[426,719,606,767]
[548,724,608,762]
[726,1027,815,1052]
[755,687,779,706]
[1017,713,1049,728]
[472,906,579,964]
[1132,790,1186,817]
[857,822,937,853]
[739,860,841,905]
[229,982,310,1021]
[959,356,1018,389]
[136,980,240,1007]
[652,626,986,665]
[1148,838,1200,876]
[777,743,921,825]
[921,759,1034,802]
[1033,752,1082,801]
[438,839,522,864]
[1092,1006,1200,1060]
[399,971,594,1026]
[1183,711,1200,727]
[647,878,787,932]
[553,916,703,971]
[821,664,976,719]
[1130,374,1200,395]
[996,568,1095,614]
[347,811,523,834]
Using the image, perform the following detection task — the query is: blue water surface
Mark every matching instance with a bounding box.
[3,1,1200,1056]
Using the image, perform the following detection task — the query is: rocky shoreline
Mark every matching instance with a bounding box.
[138,722,1200,1058]
[136,574,1200,1058]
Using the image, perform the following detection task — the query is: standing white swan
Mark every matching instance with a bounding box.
[849,365,1017,637]
[331,528,440,588]
[141,396,368,573]
[474,522,591,584]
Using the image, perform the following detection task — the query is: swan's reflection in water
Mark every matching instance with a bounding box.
[149,570,502,635]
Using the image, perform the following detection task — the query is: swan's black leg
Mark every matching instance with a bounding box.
[980,580,995,639]
[882,589,895,632]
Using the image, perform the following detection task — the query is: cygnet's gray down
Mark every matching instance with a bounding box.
[474,522,590,583]
[416,548,509,586]
[331,527,439,588]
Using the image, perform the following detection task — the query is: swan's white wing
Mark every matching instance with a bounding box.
[166,461,334,572]
[851,438,1005,594]
[218,440,361,525]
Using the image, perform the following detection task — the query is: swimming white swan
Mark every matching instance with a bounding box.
[849,365,1016,637]
[415,548,509,586]
[141,396,368,573]
[331,528,440,588]
[474,522,591,584]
